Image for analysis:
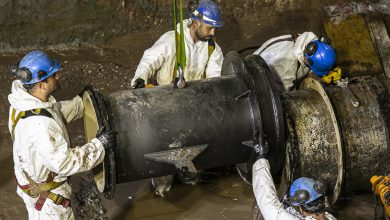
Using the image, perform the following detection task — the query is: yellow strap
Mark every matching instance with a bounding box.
[20,181,66,198]
[173,32,182,81]
[11,108,43,141]
[23,170,38,186]
[29,181,66,196]
[203,38,216,79]
[47,192,67,205]
[21,171,65,197]
[31,108,42,114]
[11,109,26,141]
[208,42,215,58]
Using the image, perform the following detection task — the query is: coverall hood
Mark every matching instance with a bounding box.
[8,80,55,111]
[254,32,317,90]
[178,19,194,44]
[292,32,318,66]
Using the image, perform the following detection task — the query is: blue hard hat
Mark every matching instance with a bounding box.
[288,177,325,206]
[18,50,60,85]
[190,0,223,27]
[304,40,336,77]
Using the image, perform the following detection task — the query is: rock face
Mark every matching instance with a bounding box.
[0,0,175,50]
[0,0,341,51]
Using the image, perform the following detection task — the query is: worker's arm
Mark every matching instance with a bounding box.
[56,95,84,124]
[131,32,175,87]
[205,42,223,78]
[35,117,105,177]
[252,158,300,220]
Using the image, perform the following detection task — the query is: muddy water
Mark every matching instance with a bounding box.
[100,173,254,220]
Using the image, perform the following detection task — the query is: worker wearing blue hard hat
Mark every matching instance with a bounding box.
[131,0,224,197]
[8,50,117,219]
[251,142,337,220]
[253,32,340,91]
[131,0,224,89]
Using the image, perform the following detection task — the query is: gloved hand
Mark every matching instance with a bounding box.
[78,85,94,98]
[132,78,146,89]
[253,141,269,160]
[96,127,117,151]
[322,67,342,84]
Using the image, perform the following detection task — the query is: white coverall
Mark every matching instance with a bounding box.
[8,80,105,220]
[131,18,224,87]
[253,32,317,90]
[252,159,337,220]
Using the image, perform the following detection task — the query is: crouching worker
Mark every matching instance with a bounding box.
[8,50,117,219]
[253,32,341,91]
[251,142,337,220]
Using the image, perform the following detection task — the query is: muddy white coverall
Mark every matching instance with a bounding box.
[8,80,105,220]
[131,19,223,86]
[252,159,336,220]
[253,32,317,90]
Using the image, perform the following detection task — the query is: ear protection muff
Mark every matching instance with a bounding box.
[11,66,32,83]
[313,180,327,195]
[290,189,310,205]
[304,41,318,57]
[288,180,327,206]
[305,35,331,57]
[11,65,48,83]
[304,41,317,66]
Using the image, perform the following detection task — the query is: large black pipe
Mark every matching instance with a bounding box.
[109,75,254,181]
[84,52,390,203]
[83,53,285,198]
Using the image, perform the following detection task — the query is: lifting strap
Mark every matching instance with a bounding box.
[172,0,186,85]
[172,32,216,81]
[11,108,70,210]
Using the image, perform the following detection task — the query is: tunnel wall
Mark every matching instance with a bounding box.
[0,0,352,51]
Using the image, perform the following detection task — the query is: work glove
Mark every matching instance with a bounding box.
[78,85,94,98]
[132,78,146,89]
[253,141,269,161]
[322,67,342,84]
[96,126,117,151]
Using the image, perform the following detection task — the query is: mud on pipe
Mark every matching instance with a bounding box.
[81,52,285,199]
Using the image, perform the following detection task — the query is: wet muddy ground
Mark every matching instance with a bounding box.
[0,1,389,219]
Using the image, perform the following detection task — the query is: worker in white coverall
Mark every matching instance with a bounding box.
[251,141,337,220]
[8,50,117,219]
[253,32,340,91]
[131,0,224,197]
[131,0,224,88]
